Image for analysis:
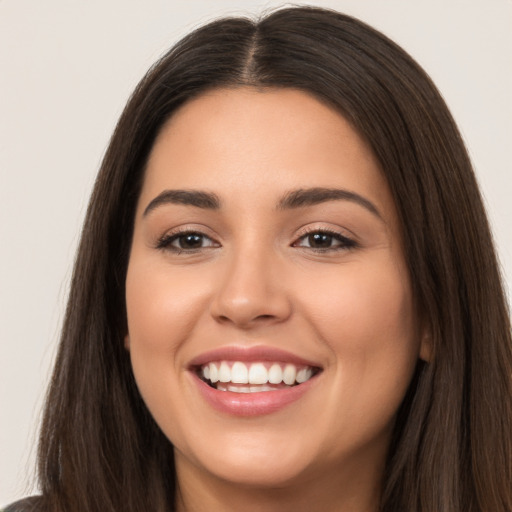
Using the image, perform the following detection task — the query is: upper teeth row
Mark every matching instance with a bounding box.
[202,361,313,386]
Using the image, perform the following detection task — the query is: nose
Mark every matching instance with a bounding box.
[209,250,292,329]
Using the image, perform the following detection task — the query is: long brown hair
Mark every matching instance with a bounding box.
[36,6,512,511]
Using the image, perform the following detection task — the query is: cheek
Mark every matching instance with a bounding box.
[124,256,211,418]
[299,256,419,429]
[125,258,210,354]
[124,257,218,449]
[305,256,417,355]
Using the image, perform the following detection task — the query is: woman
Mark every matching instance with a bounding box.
[5,6,511,512]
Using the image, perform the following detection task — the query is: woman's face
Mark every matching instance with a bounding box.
[125,88,428,491]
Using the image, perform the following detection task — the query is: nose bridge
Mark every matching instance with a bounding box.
[210,239,291,327]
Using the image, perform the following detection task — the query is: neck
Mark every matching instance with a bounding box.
[174,453,384,512]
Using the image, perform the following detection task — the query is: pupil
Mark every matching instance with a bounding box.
[309,233,332,248]
[180,233,202,248]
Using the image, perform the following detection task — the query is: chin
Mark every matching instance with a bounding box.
[204,455,312,489]
[176,427,321,488]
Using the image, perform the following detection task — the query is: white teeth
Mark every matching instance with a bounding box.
[248,363,268,384]
[283,364,297,385]
[209,362,219,383]
[296,367,313,383]
[219,361,231,383]
[231,362,249,384]
[224,384,279,393]
[200,361,317,388]
[227,385,250,393]
[268,363,283,384]
[250,385,277,392]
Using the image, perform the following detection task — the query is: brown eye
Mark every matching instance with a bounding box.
[157,231,219,252]
[294,230,357,251]
[307,233,334,248]
[173,233,205,249]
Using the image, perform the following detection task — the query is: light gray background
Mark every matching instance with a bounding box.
[1,0,511,505]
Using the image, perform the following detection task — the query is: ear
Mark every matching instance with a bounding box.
[124,334,131,351]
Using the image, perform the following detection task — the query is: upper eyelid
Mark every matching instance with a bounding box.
[159,224,218,239]
[294,224,356,240]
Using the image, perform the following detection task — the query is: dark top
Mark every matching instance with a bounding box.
[2,497,42,512]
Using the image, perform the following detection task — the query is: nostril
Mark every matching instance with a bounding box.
[216,313,275,324]
[256,314,274,321]
[216,313,278,326]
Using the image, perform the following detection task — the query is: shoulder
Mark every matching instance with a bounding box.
[2,496,43,512]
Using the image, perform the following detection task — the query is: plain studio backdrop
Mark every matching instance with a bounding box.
[1,0,511,506]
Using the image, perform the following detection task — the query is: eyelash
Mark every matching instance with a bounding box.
[156,228,358,254]
[292,227,358,252]
[156,228,219,254]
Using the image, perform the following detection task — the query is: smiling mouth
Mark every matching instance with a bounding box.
[196,361,321,393]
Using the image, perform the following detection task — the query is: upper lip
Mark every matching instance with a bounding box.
[188,345,322,369]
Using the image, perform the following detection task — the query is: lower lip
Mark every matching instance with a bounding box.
[191,373,318,416]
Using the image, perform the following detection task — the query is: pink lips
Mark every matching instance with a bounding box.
[188,346,321,417]
[188,345,320,368]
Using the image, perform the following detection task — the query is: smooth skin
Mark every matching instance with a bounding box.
[125,88,430,512]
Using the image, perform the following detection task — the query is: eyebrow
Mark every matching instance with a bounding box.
[277,187,382,218]
[143,186,381,219]
[143,189,221,216]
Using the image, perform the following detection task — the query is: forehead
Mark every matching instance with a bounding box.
[140,87,394,218]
